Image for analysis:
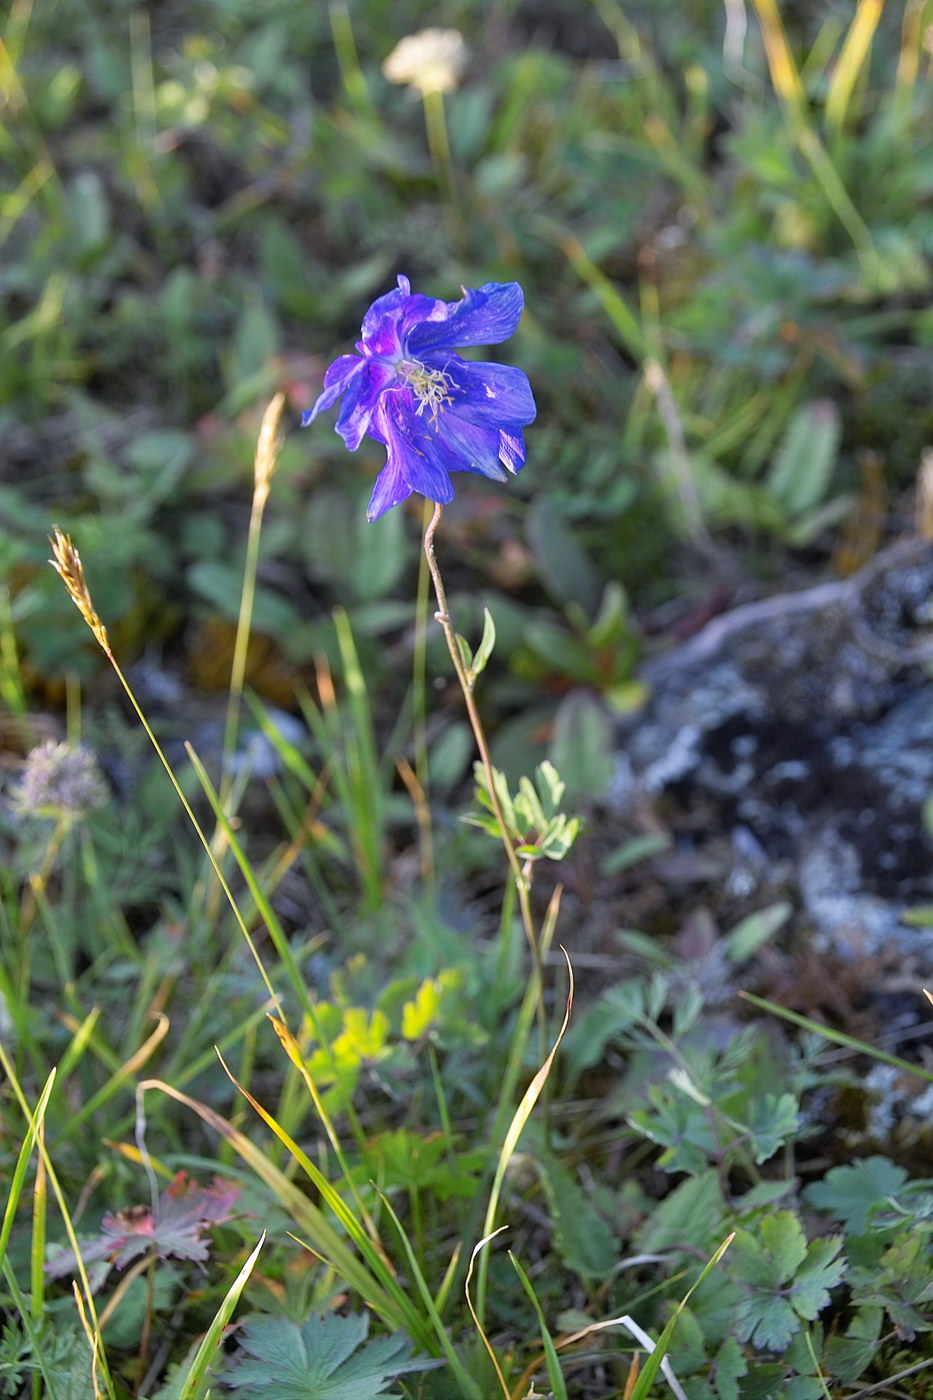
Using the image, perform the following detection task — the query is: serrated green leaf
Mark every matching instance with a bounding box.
[731,1216,843,1354]
[735,1290,799,1353]
[746,1092,799,1163]
[730,1229,771,1286]
[712,1335,747,1400]
[629,1092,716,1176]
[735,1361,785,1399]
[848,1231,933,1336]
[803,1156,909,1233]
[759,1212,808,1282]
[790,1236,846,1319]
[223,1312,426,1400]
[823,1306,882,1384]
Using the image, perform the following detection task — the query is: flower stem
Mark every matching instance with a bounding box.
[411,498,435,883]
[420,89,466,247]
[422,505,545,1028]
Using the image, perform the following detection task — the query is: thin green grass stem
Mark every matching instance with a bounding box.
[626,1233,733,1400]
[47,526,289,1023]
[0,952,44,1080]
[333,605,386,906]
[492,875,518,1011]
[378,1192,483,1400]
[328,0,376,117]
[0,585,27,712]
[509,1252,568,1400]
[200,1062,434,1347]
[218,394,284,806]
[739,990,933,1082]
[30,1142,46,1400]
[103,657,283,1016]
[3,1264,63,1400]
[0,1061,55,1281]
[298,617,385,910]
[184,743,370,1159]
[1,1048,117,1399]
[475,913,566,1331]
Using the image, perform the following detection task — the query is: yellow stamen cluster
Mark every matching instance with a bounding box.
[399,359,455,422]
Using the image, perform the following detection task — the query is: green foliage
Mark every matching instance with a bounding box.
[729,1215,846,1353]
[6,3,933,1397]
[522,1133,619,1279]
[847,1232,933,1340]
[465,758,582,861]
[221,1311,426,1400]
[804,1155,910,1233]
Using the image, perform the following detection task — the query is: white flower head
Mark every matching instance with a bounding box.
[13,740,108,822]
[382,28,468,96]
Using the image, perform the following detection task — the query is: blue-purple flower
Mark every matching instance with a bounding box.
[302,275,535,521]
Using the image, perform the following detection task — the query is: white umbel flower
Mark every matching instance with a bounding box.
[382,28,468,95]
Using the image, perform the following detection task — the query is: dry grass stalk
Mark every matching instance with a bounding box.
[48,527,111,657]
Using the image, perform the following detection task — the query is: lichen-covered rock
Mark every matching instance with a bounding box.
[611,540,933,957]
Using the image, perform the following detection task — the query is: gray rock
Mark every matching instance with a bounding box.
[611,540,933,957]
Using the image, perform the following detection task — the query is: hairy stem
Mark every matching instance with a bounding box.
[422,505,545,1024]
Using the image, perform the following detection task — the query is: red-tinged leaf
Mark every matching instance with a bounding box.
[46,1172,240,1278]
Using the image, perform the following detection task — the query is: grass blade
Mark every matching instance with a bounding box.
[738,990,933,1082]
[509,1250,568,1400]
[177,1232,265,1400]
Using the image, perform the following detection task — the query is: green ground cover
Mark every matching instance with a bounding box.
[3,0,933,1395]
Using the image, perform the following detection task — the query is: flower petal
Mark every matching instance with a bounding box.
[361,394,459,520]
[437,358,536,429]
[405,282,524,354]
[335,359,398,450]
[427,411,513,482]
[366,461,414,521]
[498,429,526,475]
[301,355,363,425]
[375,392,453,501]
[360,282,408,339]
